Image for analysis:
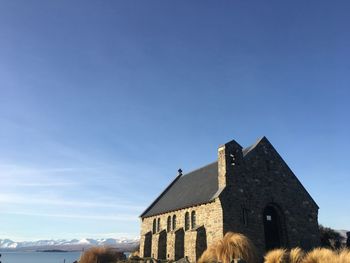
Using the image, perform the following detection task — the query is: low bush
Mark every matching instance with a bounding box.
[79,247,126,263]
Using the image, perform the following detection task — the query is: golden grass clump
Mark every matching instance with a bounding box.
[198,232,257,263]
[289,248,305,263]
[337,249,350,263]
[301,248,335,263]
[264,248,304,263]
[263,247,350,263]
[264,249,288,263]
[79,246,125,263]
[198,232,350,263]
[129,250,140,259]
[198,244,218,263]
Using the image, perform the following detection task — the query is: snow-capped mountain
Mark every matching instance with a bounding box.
[0,237,139,251]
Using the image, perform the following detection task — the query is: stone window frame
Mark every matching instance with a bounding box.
[172,215,177,230]
[167,216,171,232]
[153,218,157,234]
[191,211,196,229]
[184,212,190,231]
[157,218,161,232]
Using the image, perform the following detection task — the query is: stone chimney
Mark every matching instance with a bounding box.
[218,139,244,189]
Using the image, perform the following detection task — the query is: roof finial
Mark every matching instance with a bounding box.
[178,168,183,176]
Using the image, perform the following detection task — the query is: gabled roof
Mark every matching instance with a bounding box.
[140,136,319,218]
[140,162,220,218]
[140,142,259,218]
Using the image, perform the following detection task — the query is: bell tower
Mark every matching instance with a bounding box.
[218,139,244,188]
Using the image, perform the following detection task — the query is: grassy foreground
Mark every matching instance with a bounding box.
[78,232,350,263]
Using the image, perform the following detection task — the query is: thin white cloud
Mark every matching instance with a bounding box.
[0,194,145,211]
[7,182,77,187]
[0,163,79,188]
[0,162,136,186]
[2,211,139,221]
[0,164,78,174]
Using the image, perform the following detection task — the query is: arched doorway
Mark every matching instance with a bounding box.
[263,204,284,250]
[158,230,167,260]
[144,232,152,258]
[175,228,185,260]
[196,226,207,261]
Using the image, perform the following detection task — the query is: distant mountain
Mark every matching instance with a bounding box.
[0,238,139,252]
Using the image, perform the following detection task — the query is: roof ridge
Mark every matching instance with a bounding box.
[182,161,217,177]
[243,136,266,156]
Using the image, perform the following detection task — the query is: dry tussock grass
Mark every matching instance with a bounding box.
[337,249,350,263]
[129,250,140,258]
[198,232,257,263]
[263,247,350,263]
[264,248,304,263]
[302,248,335,263]
[264,249,288,263]
[198,244,218,263]
[289,248,305,263]
[79,246,125,263]
[197,233,350,263]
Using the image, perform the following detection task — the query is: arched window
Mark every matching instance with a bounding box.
[167,216,171,232]
[153,219,156,234]
[185,212,190,231]
[191,211,196,229]
[157,218,161,232]
[172,215,177,230]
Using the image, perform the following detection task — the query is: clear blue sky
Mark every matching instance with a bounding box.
[0,0,349,241]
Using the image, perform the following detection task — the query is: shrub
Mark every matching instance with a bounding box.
[79,246,126,263]
[319,225,344,249]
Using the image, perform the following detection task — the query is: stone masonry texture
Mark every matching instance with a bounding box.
[139,137,320,262]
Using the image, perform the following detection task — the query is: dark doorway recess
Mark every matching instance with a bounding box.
[175,228,185,260]
[158,230,167,260]
[144,232,152,258]
[196,226,207,261]
[263,204,284,250]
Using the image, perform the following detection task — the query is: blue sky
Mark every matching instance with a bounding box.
[0,0,349,241]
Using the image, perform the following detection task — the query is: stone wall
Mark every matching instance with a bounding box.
[140,137,320,262]
[218,137,320,258]
[139,198,223,262]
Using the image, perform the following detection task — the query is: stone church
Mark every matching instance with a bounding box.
[139,137,320,262]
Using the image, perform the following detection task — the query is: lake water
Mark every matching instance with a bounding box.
[0,251,82,263]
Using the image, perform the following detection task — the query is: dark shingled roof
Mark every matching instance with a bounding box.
[140,137,319,218]
[140,141,262,218]
[140,162,221,218]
